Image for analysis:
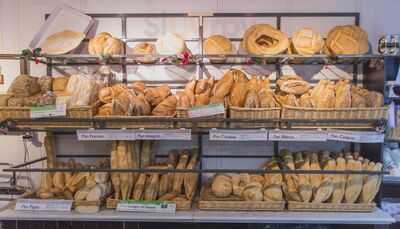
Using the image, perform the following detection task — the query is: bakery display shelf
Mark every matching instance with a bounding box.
[0,206,394,224]
[383,175,400,185]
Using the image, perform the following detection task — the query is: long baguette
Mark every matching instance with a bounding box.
[126,142,134,200]
[344,159,363,203]
[312,159,335,203]
[110,141,121,200]
[282,153,301,202]
[144,173,160,200]
[295,152,312,203]
[159,164,173,197]
[117,141,130,200]
[132,173,147,200]
[184,151,199,200]
[310,153,322,194]
[172,151,190,194]
[360,162,383,203]
[141,140,154,168]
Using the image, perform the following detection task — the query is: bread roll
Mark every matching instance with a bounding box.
[351,86,368,108]
[244,90,260,108]
[326,25,369,55]
[132,42,157,63]
[211,174,232,197]
[263,184,283,202]
[156,33,186,55]
[204,35,233,55]
[145,85,171,107]
[229,82,249,107]
[242,182,263,201]
[292,28,324,55]
[132,82,146,95]
[131,94,152,116]
[211,70,235,98]
[366,91,384,107]
[152,95,177,116]
[184,80,196,107]
[279,78,310,95]
[242,24,289,55]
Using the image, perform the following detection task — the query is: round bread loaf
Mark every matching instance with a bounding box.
[211,174,232,197]
[242,24,289,55]
[326,25,369,55]
[132,42,157,63]
[204,35,233,55]
[88,32,124,56]
[292,28,324,55]
[156,33,186,55]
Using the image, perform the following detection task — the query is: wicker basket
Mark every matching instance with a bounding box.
[176,107,226,128]
[281,105,388,128]
[287,201,376,212]
[106,197,192,210]
[198,184,284,211]
[0,106,30,121]
[229,106,281,128]
[95,116,174,129]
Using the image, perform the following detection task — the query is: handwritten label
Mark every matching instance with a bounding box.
[209,129,268,141]
[77,129,135,141]
[188,104,224,118]
[30,104,66,118]
[269,130,327,142]
[117,200,176,213]
[135,129,191,140]
[15,199,72,212]
[327,129,384,143]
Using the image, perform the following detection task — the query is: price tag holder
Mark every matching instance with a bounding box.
[188,104,224,118]
[116,200,176,213]
[30,104,66,118]
[77,129,135,141]
[209,129,268,141]
[268,130,327,142]
[135,129,191,140]
[327,129,384,143]
[15,199,72,212]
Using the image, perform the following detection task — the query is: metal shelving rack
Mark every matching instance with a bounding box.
[1,12,399,228]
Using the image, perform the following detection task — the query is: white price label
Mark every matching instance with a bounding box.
[30,104,66,118]
[116,200,176,213]
[188,104,224,118]
[77,129,135,141]
[135,129,191,140]
[327,129,384,143]
[268,130,327,142]
[209,129,268,141]
[15,199,72,212]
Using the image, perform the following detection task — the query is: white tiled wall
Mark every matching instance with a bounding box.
[0,0,398,188]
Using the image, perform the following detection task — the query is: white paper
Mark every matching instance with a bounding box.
[77,129,135,141]
[30,104,66,118]
[188,104,225,118]
[327,129,384,143]
[388,102,396,128]
[15,199,72,212]
[30,4,94,50]
[268,130,327,142]
[117,201,176,213]
[135,129,191,140]
[209,129,268,141]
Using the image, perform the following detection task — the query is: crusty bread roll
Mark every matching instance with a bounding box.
[88,32,124,56]
[132,42,157,63]
[132,82,146,95]
[211,174,232,197]
[292,28,324,55]
[279,79,310,95]
[98,103,113,116]
[131,94,152,116]
[242,182,263,201]
[242,24,289,55]
[326,25,369,55]
[156,33,186,55]
[204,35,233,55]
[145,85,171,107]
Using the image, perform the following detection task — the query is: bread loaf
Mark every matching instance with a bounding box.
[344,159,363,203]
[86,185,103,201]
[259,89,279,108]
[242,24,289,55]
[144,173,159,201]
[211,174,232,197]
[351,86,368,108]
[145,85,171,107]
[132,173,147,200]
[292,28,324,55]
[8,75,41,98]
[172,152,189,193]
[279,77,310,95]
[132,42,157,63]
[74,187,91,201]
[263,184,283,202]
[183,80,196,107]
[242,182,263,201]
[331,156,346,203]
[151,95,177,116]
[295,153,312,203]
[88,32,123,55]
[156,33,187,55]
[177,91,191,108]
[204,35,233,55]
[212,70,235,98]
[52,76,69,92]
[360,162,382,203]
[282,153,301,201]
[184,152,199,200]
[335,80,351,108]
[326,25,369,55]
[309,153,322,194]
[229,82,249,107]
[244,90,260,108]
[312,159,335,203]
[110,141,121,200]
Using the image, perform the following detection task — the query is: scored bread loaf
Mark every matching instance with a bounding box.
[242,182,263,201]
[211,70,235,98]
[132,173,147,200]
[117,141,130,200]
[295,153,312,203]
[282,152,301,201]
[344,158,363,203]
[360,162,382,203]
[309,153,322,194]
[331,156,347,203]
[312,159,336,203]
[144,173,160,201]
[229,81,249,107]
[152,95,177,116]
[211,174,233,197]
[242,24,289,55]
[292,28,324,55]
[326,25,369,55]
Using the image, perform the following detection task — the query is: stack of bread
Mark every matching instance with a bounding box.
[208,161,284,202]
[5,75,57,107]
[97,82,177,117]
[280,150,382,204]
[110,142,199,203]
[276,77,384,108]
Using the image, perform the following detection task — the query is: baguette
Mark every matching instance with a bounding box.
[144,173,159,200]
[360,162,382,203]
[184,152,199,200]
[117,141,130,200]
[344,159,363,203]
[310,153,322,194]
[110,141,121,200]
[282,153,301,201]
[172,152,190,194]
[53,170,65,191]
[158,192,177,201]
[141,140,154,168]
[126,142,135,201]
[132,173,147,200]
[331,156,346,203]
